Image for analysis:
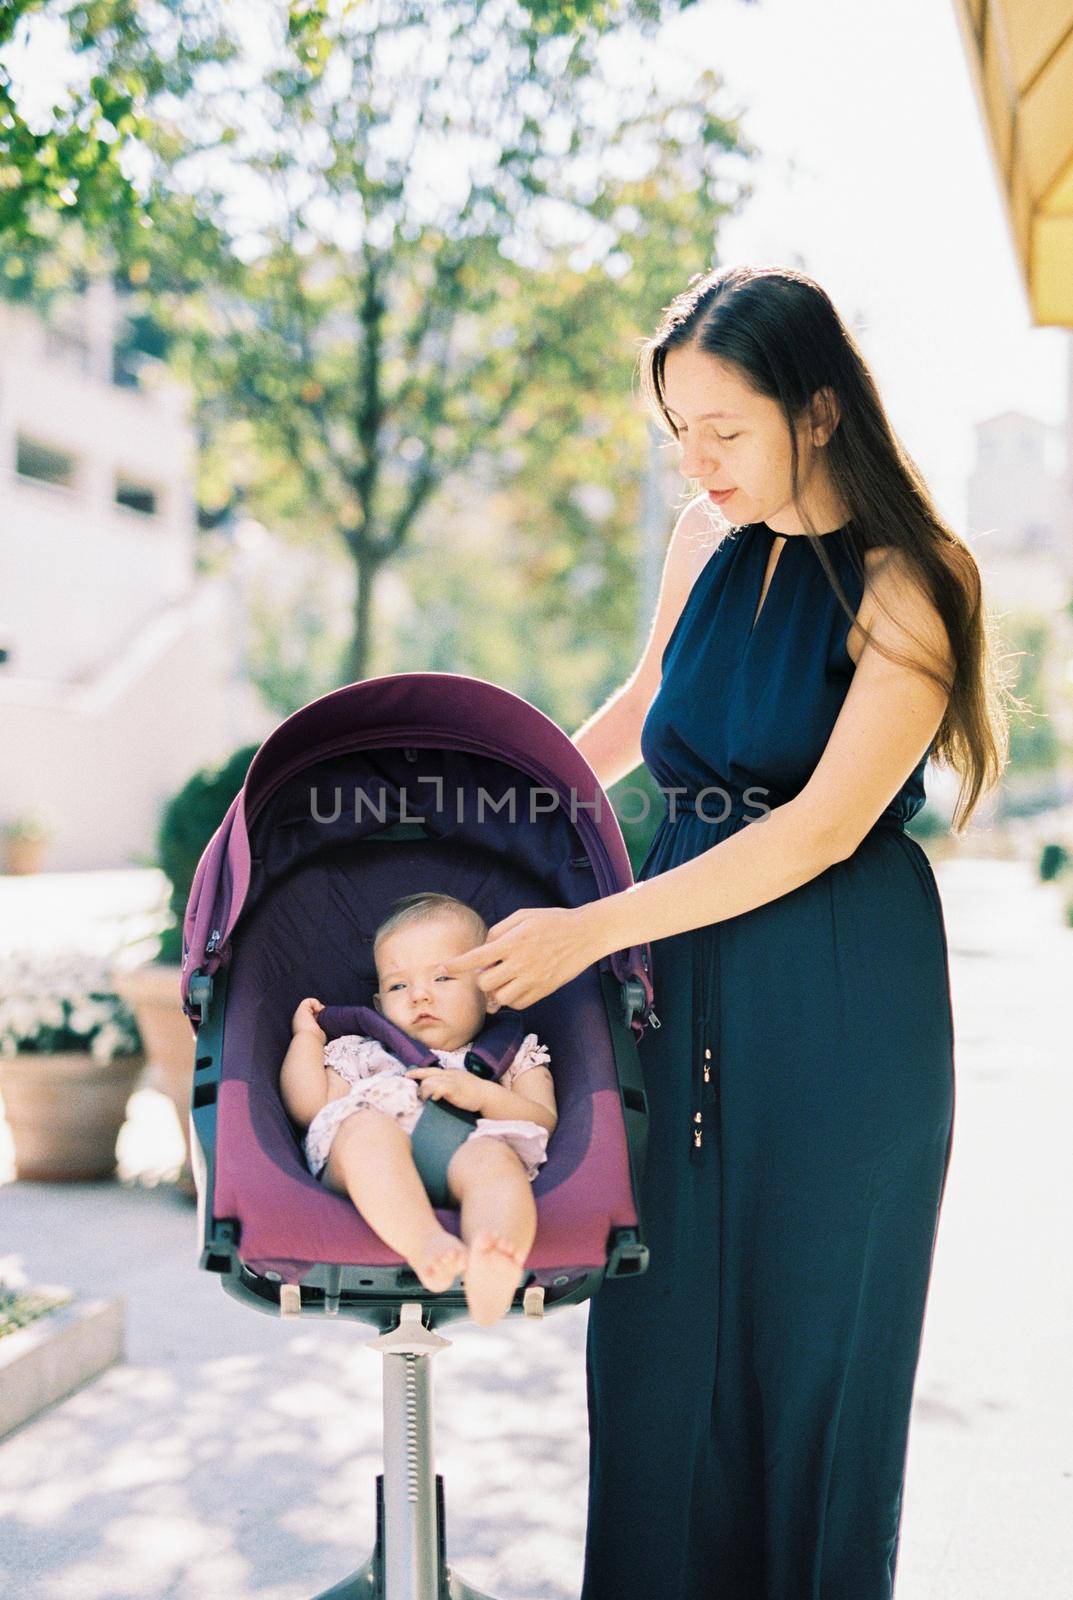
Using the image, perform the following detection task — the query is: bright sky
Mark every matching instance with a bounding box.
[632,0,1071,529]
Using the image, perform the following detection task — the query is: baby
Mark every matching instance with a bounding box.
[280,892,558,1326]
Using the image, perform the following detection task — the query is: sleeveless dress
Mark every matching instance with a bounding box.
[582,520,957,1600]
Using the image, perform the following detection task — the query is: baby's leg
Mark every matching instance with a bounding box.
[324,1109,466,1294]
[445,1137,537,1326]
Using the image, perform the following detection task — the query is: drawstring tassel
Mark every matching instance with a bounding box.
[692,1040,714,1156]
[690,990,710,1164]
[689,923,720,1162]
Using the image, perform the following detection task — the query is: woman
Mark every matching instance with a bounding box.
[443,264,1011,1598]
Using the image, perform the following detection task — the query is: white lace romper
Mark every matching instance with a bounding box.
[304,1031,553,1184]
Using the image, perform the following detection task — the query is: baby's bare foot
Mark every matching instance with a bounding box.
[410,1228,467,1294]
[463,1229,528,1326]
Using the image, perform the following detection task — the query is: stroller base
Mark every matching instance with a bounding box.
[308,1308,507,1600]
[311,1558,376,1597]
[312,1556,497,1599]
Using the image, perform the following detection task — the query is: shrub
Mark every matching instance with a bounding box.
[1038,841,1071,883]
[154,744,260,964]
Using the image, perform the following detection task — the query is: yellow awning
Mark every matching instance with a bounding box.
[952,1,1073,327]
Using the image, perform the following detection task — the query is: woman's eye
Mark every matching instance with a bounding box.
[436,974,454,982]
[715,432,740,443]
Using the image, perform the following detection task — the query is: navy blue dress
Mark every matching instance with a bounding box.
[582,520,957,1600]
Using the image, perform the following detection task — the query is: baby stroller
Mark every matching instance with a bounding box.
[180,671,658,1600]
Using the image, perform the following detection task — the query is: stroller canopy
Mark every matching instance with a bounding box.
[182,672,653,1019]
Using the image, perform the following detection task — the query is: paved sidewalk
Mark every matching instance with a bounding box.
[0,856,1070,1599]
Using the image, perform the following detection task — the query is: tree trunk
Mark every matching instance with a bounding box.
[343,547,378,684]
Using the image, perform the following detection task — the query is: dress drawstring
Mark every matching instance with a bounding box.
[689,922,720,1163]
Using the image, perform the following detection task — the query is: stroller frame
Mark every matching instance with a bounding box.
[182,674,658,1599]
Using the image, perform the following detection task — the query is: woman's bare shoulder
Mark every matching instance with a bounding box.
[628,495,737,709]
[675,493,736,582]
[849,544,953,673]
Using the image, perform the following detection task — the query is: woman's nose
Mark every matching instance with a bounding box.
[679,435,715,480]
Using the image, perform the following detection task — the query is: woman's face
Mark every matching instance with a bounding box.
[661,343,834,530]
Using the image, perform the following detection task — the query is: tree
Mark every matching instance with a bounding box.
[0,0,236,260]
[1004,613,1062,775]
[0,0,707,254]
[391,113,753,721]
[3,1,750,687]
[122,2,750,680]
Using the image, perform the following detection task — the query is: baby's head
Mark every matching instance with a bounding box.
[371,892,490,1052]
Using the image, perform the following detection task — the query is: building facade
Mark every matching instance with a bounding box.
[0,279,274,870]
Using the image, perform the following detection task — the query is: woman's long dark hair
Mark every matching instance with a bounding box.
[638,263,1018,833]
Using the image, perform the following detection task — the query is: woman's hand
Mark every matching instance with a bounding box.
[440,904,605,1010]
[406,1066,488,1114]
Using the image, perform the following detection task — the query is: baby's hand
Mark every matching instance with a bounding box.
[291,997,326,1041]
[406,1066,486,1115]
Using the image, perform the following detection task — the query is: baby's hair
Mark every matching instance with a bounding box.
[372,892,487,968]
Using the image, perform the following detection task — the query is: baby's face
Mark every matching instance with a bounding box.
[373,915,488,1051]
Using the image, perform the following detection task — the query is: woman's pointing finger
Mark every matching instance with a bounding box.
[441,939,504,976]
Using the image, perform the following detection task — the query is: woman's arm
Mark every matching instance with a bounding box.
[444,554,955,1010]
[586,551,954,955]
[571,685,650,794]
[572,494,720,793]
[585,794,845,954]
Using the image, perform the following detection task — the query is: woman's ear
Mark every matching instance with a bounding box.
[810,385,841,447]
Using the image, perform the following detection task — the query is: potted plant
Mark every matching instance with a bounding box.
[112,744,258,1196]
[1,810,57,876]
[0,953,145,1181]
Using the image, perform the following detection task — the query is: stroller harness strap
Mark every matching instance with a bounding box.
[316,1004,528,1081]
[315,1003,531,1210]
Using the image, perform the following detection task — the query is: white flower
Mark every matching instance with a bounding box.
[90,1024,122,1063]
[39,1000,68,1031]
[0,948,142,1057]
[0,1000,43,1040]
[68,1001,112,1034]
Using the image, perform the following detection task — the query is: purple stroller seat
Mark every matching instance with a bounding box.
[181,672,657,1331]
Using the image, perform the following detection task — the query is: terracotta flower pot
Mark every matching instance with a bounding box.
[0,1050,146,1181]
[3,837,47,875]
[112,963,196,1195]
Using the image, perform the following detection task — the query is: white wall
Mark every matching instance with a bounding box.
[0,290,198,685]
[967,411,1068,563]
[0,580,277,871]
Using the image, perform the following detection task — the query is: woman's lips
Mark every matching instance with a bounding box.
[708,487,735,505]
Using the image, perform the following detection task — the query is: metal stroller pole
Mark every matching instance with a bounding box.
[379,1307,448,1599]
[313,1304,497,1600]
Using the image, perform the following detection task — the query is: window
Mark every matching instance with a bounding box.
[15,435,79,488]
[115,476,159,516]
